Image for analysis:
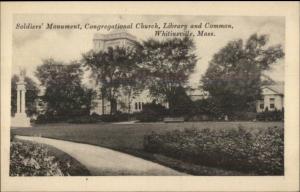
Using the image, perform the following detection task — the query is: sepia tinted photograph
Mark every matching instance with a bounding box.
[9,14,286,177]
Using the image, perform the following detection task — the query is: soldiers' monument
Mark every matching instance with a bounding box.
[11,68,31,127]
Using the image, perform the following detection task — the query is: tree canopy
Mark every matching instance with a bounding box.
[142,36,197,108]
[201,34,284,117]
[82,45,143,114]
[35,58,94,118]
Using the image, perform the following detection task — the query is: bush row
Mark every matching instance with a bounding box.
[35,112,131,124]
[256,109,284,121]
[35,114,98,124]
[144,126,284,175]
[34,103,284,124]
[134,102,168,122]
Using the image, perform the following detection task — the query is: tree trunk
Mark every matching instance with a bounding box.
[128,90,132,113]
[101,90,105,115]
[110,98,117,115]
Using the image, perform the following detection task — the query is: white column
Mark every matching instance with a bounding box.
[17,89,20,113]
[11,69,31,127]
[21,90,26,114]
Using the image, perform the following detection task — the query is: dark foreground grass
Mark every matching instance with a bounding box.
[11,121,283,175]
[144,126,283,175]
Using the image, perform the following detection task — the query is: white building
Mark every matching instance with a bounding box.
[186,86,209,101]
[256,83,284,112]
[93,30,137,52]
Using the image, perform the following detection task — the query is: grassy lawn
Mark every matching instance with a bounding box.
[11,121,283,175]
[12,121,282,150]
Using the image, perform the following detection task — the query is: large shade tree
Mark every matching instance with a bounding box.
[35,59,95,118]
[201,34,284,118]
[168,86,193,117]
[142,36,197,110]
[11,75,39,116]
[82,46,143,114]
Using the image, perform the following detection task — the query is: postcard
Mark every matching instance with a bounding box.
[1,1,299,192]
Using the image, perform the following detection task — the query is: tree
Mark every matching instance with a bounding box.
[201,34,284,118]
[35,58,95,119]
[142,36,197,109]
[136,100,168,122]
[121,58,146,113]
[168,86,193,117]
[11,75,39,116]
[82,46,143,114]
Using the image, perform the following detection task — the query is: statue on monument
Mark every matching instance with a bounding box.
[11,67,31,127]
[19,68,26,82]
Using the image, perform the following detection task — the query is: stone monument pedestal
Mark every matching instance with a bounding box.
[11,113,31,127]
[11,68,31,128]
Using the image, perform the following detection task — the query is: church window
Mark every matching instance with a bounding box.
[260,103,264,109]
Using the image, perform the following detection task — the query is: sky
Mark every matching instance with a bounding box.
[13,14,285,87]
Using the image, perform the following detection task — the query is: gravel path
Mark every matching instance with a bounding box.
[15,135,187,176]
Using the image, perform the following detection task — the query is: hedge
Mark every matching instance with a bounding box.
[256,110,284,121]
[144,126,284,175]
[136,102,168,122]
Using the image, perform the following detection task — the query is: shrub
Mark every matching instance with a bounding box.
[35,113,68,124]
[100,112,130,122]
[186,114,212,121]
[256,109,284,121]
[230,111,257,121]
[144,126,284,175]
[10,141,66,176]
[188,99,223,121]
[34,114,48,124]
[136,102,167,122]
[35,112,103,124]
[135,111,161,122]
[67,115,100,124]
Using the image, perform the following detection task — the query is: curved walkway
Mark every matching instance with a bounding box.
[15,135,187,176]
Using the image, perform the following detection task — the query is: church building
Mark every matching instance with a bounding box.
[89,30,168,115]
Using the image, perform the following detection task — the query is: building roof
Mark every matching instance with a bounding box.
[93,30,137,42]
[263,82,284,95]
